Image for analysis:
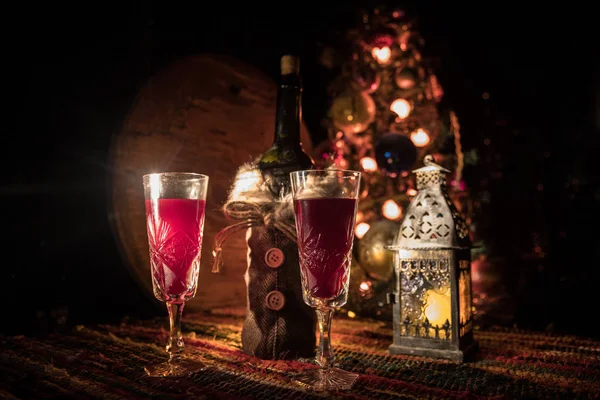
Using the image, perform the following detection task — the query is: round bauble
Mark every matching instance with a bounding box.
[395,67,418,90]
[357,219,399,281]
[374,133,418,175]
[331,89,376,135]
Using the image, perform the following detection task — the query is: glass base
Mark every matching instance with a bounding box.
[145,358,208,377]
[293,368,358,391]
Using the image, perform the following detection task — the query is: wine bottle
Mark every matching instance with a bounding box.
[241,55,317,360]
[259,55,314,196]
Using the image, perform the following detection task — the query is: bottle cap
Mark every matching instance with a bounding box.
[281,55,299,75]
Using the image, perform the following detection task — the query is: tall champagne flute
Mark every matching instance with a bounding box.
[142,172,209,377]
[290,169,361,391]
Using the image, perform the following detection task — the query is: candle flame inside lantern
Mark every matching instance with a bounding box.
[424,289,452,328]
[390,98,411,119]
[410,128,431,147]
[372,46,391,64]
[382,199,402,220]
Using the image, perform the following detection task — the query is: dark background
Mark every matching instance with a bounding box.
[4,2,599,337]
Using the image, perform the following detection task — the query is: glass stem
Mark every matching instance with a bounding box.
[315,307,335,370]
[166,301,185,362]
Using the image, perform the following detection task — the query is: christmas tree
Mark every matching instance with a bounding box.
[314,7,487,321]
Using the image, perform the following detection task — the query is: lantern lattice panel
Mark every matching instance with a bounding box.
[442,191,470,240]
[416,170,445,187]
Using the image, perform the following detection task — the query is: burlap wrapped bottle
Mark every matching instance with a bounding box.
[243,225,315,358]
[212,163,316,360]
[213,55,317,359]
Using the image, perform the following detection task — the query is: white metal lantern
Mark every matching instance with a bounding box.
[386,155,477,362]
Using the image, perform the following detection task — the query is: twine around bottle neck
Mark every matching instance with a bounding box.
[211,200,297,273]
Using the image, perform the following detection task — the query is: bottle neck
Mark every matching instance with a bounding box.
[273,73,302,147]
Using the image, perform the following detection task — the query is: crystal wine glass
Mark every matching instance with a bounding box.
[290,169,361,391]
[142,172,209,377]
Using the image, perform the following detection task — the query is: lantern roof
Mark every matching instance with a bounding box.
[387,155,471,250]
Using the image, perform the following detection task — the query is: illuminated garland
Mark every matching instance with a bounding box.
[315,7,473,319]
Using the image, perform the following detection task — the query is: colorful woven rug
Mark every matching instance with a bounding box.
[2,309,599,399]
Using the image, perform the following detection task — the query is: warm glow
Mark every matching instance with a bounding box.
[410,128,431,147]
[337,158,349,169]
[372,46,391,64]
[471,259,481,284]
[347,311,357,318]
[149,174,161,200]
[390,98,411,119]
[359,282,370,291]
[355,222,371,239]
[149,174,161,220]
[424,289,452,328]
[407,188,418,196]
[231,169,261,199]
[356,211,364,222]
[382,199,402,220]
[360,156,378,172]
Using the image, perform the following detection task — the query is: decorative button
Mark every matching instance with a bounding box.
[265,290,286,311]
[264,248,285,269]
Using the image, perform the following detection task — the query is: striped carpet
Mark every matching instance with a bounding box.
[1,309,599,399]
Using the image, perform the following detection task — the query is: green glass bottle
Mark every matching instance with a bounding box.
[243,55,317,360]
[258,55,314,196]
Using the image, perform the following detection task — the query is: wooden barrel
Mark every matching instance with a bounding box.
[108,54,313,313]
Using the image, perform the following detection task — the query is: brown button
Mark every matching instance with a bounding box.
[264,248,285,269]
[265,290,286,311]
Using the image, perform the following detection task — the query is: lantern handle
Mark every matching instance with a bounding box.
[423,154,435,165]
[418,154,450,173]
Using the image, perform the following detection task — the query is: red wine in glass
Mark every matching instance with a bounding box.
[294,198,357,301]
[290,169,361,391]
[145,198,206,300]
[142,172,209,377]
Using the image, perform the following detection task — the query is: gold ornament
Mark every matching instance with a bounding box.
[331,88,376,136]
[395,67,417,90]
[357,219,399,281]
